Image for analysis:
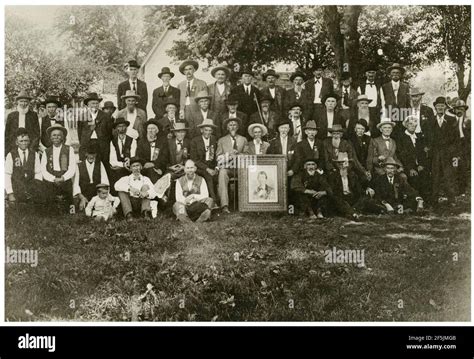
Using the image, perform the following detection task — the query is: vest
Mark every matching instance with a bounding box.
[11,148,36,182]
[178,175,203,197]
[78,160,101,190]
[360,83,382,108]
[112,135,133,162]
[45,145,70,175]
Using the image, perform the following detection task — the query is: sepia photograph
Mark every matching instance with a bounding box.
[3,4,471,324]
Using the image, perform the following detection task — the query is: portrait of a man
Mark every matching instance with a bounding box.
[248,165,278,203]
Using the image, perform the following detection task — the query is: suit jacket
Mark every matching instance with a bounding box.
[291,170,332,194]
[208,82,232,116]
[328,169,366,200]
[116,108,147,140]
[5,110,40,153]
[396,132,430,172]
[292,138,324,173]
[41,116,64,148]
[312,110,345,140]
[117,79,148,112]
[268,135,297,171]
[338,85,359,110]
[168,137,191,166]
[428,115,457,159]
[152,85,180,118]
[187,109,218,139]
[304,77,334,105]
[230,84,261,117]
[372,173,418,205]
[136,135,169,172]
[322,138,366,176]
[349,134,371,169]
[157,114,182,137]
[77,110,114,161]
[381,81,410,109]
[246,140,270,155]
[178,78,208,112]
[248,111,279,141]
[260,86,285,116]
[283,87,311,117]
[216,111,248,139]
[366,136,400,175]
[190,135,218,171]
[216,134,248,158]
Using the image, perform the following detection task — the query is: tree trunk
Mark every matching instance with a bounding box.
[456,63,471,102]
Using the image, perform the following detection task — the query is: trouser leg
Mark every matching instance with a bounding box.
[218,168,230,207]
[118,191,133,216]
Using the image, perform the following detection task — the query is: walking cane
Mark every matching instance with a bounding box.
[253,92,264,124]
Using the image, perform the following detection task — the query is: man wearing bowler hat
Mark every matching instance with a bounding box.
[109,116,137,189]
[40,95,64,149]
[284,70,310,118]
[5,90,40,154]
[230,67,261,119]
[177,59,208,121]
[304,63,335,121]
[261,69,285,117]
[101,101,117,117]
[152,66,180,119]
[208,65,232,117]
[116,90,147,140]
[215,93,248,139]
[117,59,148,112]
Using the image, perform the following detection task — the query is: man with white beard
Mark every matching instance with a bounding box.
[5,90,40,154]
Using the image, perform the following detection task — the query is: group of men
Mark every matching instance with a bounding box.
[5,59,470,221]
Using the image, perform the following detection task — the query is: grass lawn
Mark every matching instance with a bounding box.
[5,197,470,322]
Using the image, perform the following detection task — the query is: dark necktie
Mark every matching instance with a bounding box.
[21,150,26,166]
[343,87,349,106]
[368,82,374,88]
[177,140,182,152]
[120,137,125,155]
[186,81,191,97]
[132,82,137,92]
[315,79,320,84]
[246,86,250,96]
[231,136,237,150]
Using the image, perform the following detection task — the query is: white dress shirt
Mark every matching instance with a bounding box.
[40,144,76,182]
[216,82,225,95]
[89,110,98,139]
[307,138,315,150]
[405,130,417,146]
[341,175,350,195]
[244,84,252,96]
[382,135,391,150]
[5,149,43,194]
[109,136,137,168]
[203,136,211,161]
[457,116,465,138]
[129,79,138,92]
[85,194,120,217]
[185,79,194,105]
[114,174,158,198]
[254,139,262,154]
[314,78,322,103]
[280,136,288,155]
[327,111,334,137]
[292,118,302,142]
[18,111,26,128]
[269,87,276,99]
[200,109,208,120]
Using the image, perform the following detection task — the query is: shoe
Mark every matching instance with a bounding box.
[316,210,324,219]
[143,210,152,219]
[309,214,317,220]
[196,209,211,222]
[125,213,134,222]
[221,206,230,214]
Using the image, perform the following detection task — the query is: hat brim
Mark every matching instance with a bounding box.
[46,126,68,138]
[387,66,405,73]
[170,126,189,132]
[290,73,305,82]
[179,60,199,74]
[158,72,175,79]
[333,158,353,163]
[84,97,103,105]
[262,73,280,81]
[357,98,373,104]
[96,183,110,190]
[121,95,141,101]
[376,122,396,129]
[195,96,212,103]
[43,100,62,107]
[16,96,32,101]
[248,123,268,137]
[383,162,400,168]
[130,159,145,166]
[197,123,217,129]
[211,67,231,78]
[223,118,242,128]
[328,128,345,133]
[410,92,425,96]
[113,120,130,128]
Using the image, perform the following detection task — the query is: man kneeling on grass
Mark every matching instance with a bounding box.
[173,159,214,222]
[85,183,120,221]
[114,157,157,221]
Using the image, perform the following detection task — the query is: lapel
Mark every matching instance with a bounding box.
[169,139,177,160]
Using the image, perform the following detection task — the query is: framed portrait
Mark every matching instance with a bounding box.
[238,154,287,212]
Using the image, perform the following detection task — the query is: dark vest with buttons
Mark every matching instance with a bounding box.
[178,175,203,197]
[45,145,70,176]
[111,135,133,162]
[11,148,36,183]
[78,160,101,190]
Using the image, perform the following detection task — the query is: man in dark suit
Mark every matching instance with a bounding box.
[136,120,169,184]
[230,67,260,119]
[157,98,181,139]
[356,64,384,136]
[451,99,471,195]
[208,65,232,117]
[260,69,285,117]
[429,97,458,204]
[190,118,219,203]
[77,93,114,166]
[372,157,424,213]
[117,60,148,112]
[5,90,40,154]
[312,93,345,140]
[152,67,180,119]
[167,122,191,178]
[248,95,279,141]
[304,64,334,120]
[284,71,310,118]
[381,63,410,127]
[291,120,324,175]
[349,119,371,172]
[396,116,431,201]
[40,96,63,149]
[268,119,297,174]
[215,94,248,139]
[407,87,435,140]
[337,72,359,127]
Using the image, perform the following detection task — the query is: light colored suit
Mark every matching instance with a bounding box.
[178,78,208,115]
[366,136,400,175]
[116,108,147,140]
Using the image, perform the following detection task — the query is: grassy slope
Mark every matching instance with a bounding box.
[5,198,470,322]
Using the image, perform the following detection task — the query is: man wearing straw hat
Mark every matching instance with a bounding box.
[208,65,232,117]
[5,90,40,153]
[40,95,63,149]
[117,59,148,112]
[116,90,147,140]
[187,90,217,139]
[177,59,208,120]
[190,118,219,203]
[246,123,270,155]
[152,66,180,119]
[40,124,76,206]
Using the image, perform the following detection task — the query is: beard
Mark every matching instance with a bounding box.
[17,106,28,115]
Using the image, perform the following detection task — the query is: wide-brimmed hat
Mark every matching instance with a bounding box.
[85,142,99,154]
[452,99,469,111]
[46,123,68,138]
[179,59,199,74]
[386,63,405,74]
[433,96,448,107]
[248,123,268,137]
[311,63,325,71]
[384,157,401,167]
[126,60,141,69]
[102,101,116,111]
[364,63,378,72]
[262,69,279,81]
[303,158,318,166]
[260,94,273,104]
[145,119,162,131]
[354,119,369,132]
[328,124,345,133]
[84,92,103,105]
[225,94,239,106]
[276,119,291,129]
[194,90,212,103]
[376,118,396,129]
[197,118,217,129]
[15,90,32,101]
[170,122,189,132]
[240,67,254,77]
[223,117,242,129]
[333,152,352,163]
[356,94,373,104]
[409,87,425,96]
[121,90,141,101]
[288,102,303,111]
[43,96,61,107]
[158,67,174,79]
[129,157,144,166]
[113,117,130,128]
[402,115,420,128]
[211,66,231,79]
[290,71,306,82]
[303,120,318,130]
[340,72,351,81]
[164,98,179,109]
[322,92,340,104]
